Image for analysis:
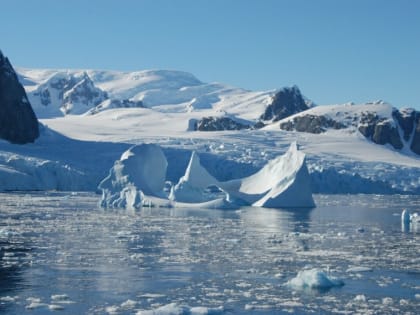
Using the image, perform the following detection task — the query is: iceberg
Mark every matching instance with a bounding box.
[98,143,167,210]
[220,142,315,208]
[98,142,315,210]
[287,268,344,290]
[169,151,222,203]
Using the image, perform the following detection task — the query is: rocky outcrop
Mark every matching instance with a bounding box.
[278,104,420,155]
[280,115,346,134]
[392,108,416,141]
[0,50,39,144]
[87,99,144,115]
[411,112,420,155]
[260,86,310,122]
[358,112,403,150]
[194,116,250,131]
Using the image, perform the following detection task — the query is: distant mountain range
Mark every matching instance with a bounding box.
[16,67,420,156]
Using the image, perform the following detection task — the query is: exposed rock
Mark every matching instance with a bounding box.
[280,115,346,134]
[87,98,144,115]
[0,50,39,144]
[358,112,403,150]
[260,86,310,121]
[195,116,250,131]
[411,112,420,155]
[253,121,266,129]
[393,108,416,141]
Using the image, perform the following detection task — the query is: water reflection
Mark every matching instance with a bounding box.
[0,193,419,314]
[239,206,313,234]
[0,239,30,313]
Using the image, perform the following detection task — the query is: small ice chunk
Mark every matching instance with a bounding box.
[401,209,410,225]
[411,212,420,222]
[51,294,69,301]
[106,305,120,314]
[287,268,344,290]
[26,297,46,309]
[48,304,64,310]
[0,296,18,302]
[354,295,366,302]
[136,303,223,315]
[346,266,373,273]
[382,297,393,305]
[121,299,137,309]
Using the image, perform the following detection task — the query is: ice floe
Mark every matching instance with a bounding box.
[136,303,224,315]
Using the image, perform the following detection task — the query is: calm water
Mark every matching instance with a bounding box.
[0,192,419,314]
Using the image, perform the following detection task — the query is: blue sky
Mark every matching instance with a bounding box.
[1,0,419,109]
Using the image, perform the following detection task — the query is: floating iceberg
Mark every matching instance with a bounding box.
[287,268,344,290]
[99,142,315,210]
[220,142,315,208]
[401,209,420,232]
[169,151,221,203]
[99,143,168,210]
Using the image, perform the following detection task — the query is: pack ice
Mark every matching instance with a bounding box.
[99,142,315,209]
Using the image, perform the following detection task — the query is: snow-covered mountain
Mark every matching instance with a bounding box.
[18,68,273,119]
[17,67,420,156]
[275,101,420,155]
[0,66,418,195]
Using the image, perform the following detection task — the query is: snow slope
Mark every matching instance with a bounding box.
[17,68,272,120]
[0,67,418,196]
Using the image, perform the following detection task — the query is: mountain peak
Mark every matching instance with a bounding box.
[260,85,310,122]
[0,50,39,144]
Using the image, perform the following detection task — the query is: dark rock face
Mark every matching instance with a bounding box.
[195,116,250,131]
[260,86,309,121]
[87,98,144,115]
[392,108,415,141]
[0,50,39,144]
[280,115,346,134]
[278,106,420,155]
[411,112,420,155]
[358,112,403,150]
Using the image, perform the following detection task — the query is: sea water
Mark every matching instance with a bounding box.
[0,192,419,314]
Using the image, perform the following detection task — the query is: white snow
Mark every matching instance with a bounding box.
[287,268,344,290]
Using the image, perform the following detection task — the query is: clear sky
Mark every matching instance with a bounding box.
[1,0,419,109]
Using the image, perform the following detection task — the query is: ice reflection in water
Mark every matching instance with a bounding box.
[0,192,419,314]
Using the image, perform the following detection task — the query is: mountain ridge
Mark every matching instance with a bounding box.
[16,67,420,156]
